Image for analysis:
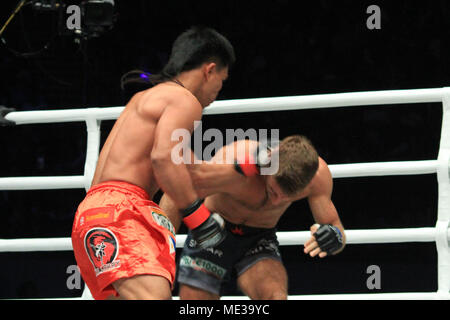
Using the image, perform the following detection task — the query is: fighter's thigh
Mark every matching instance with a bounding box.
[237,258,288,300]
[179,284,220,300]
[112,274,172,300]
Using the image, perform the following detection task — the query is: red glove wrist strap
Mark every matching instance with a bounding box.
[237,153,259,176]
[183,203,211,229]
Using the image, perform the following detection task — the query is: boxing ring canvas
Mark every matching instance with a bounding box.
[1,87,449,300]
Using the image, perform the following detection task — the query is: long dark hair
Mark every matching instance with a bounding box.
[120,26,235,96]
[149,26,235,84]
[120,69,153,91]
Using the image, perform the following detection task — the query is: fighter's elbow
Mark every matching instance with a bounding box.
[151,149,173,168]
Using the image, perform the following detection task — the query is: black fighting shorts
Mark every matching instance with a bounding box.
[177,219,282,295]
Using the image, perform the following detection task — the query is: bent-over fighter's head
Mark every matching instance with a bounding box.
[265,135,319,205]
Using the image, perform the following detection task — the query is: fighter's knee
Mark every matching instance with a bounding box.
[179,284,220,300]
[112,275,172,300]
[252,287,287,300]
[268,290,287,300]
[152,290,172,300]
[116,287,172,300]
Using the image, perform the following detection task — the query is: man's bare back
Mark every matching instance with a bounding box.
[91,82,200,199]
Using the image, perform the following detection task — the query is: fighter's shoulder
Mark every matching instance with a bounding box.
[233,139,259,150]
[138,83,201,111]
[161,83,201,108]
[308,157,333,195]
[209,139,259,170]
[223,139,258,160]
[317,157,331,175]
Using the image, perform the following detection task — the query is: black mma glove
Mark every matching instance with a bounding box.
[313,224,343,255]
[181,199,226,249]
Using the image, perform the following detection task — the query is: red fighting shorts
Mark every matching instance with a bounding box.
[71,181,176,300]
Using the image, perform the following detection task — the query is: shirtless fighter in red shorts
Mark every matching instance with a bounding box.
[71,26,235,300]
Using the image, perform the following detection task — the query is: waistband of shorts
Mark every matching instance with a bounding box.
[224,219,275,236]
[87,180,150,200]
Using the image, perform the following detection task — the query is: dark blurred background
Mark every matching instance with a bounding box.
[0,0,447,298]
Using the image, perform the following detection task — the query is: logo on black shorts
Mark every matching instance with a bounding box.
[84,228,121,276]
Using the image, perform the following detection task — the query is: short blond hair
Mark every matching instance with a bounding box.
[274,135,319,195]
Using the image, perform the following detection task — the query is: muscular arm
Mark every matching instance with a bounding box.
[306,158,346,255]
[188,161,241,198]
[159,193,182,233]
[149,91,202,210]
[187,140,252,198]
[159,140,265,223]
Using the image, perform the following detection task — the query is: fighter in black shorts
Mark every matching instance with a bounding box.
[160,136,346,299]
[178,220,281,296]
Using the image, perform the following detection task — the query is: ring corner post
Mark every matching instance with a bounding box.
[83,115,102,192]
[81,285,93,300]
[0,106,16,126]
[435,88,450,297]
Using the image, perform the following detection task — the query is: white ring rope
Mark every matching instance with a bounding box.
[0,160,440,190]
[0,228,447,253]
[1,87,450,300]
